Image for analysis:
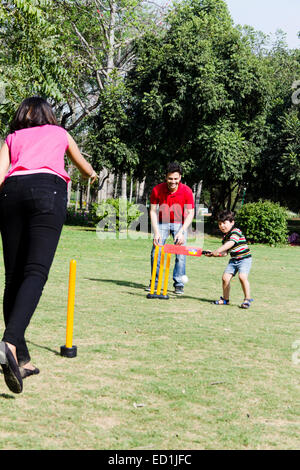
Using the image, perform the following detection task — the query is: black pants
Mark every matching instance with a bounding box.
[0,174,67,366]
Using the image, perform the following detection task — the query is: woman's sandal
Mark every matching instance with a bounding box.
[0,341,23,394]
[19,366,40,379]
[213,296,230,305]
[241,298,254,309]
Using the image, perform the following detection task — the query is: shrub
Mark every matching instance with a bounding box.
[235,200,288,245]
[90,198,142,232]
[65,206,91,226]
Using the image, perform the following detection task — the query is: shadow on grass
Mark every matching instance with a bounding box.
[86,277,215,303]
[26,340,61,357]
[0,372,16,399]
[141,294,217,303]
[179,296,216,304]
[86,278,146,289]
[0,392,15,399]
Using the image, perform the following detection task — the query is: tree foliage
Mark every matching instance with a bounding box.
[246,44,300,212]
[123,0,300,212]
[126,0,274,211]
[0,0,70,133]
[0,0,299,213]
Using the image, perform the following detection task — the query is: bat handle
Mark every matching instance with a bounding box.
[202,250,222,257]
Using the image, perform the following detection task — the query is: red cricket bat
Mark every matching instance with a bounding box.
[163,245,219,257]
[163,244,206,256]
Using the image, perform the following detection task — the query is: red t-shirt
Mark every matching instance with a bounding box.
[150,182,195,224]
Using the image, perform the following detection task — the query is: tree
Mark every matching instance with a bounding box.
[0,0,70,134]
[52,0,169,129]
[0,0,169,201]
[126,0,272,213]
[82,77,139,174]
[52,0,169,196]
[245,42,300,211]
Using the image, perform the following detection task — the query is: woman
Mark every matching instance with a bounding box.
[0,97,97,393]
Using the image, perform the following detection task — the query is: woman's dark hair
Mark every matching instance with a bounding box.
[10,96,58,132]
[166,161,182,175]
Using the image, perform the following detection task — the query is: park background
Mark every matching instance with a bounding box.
[1,0,300,217]
[0,0,299,450]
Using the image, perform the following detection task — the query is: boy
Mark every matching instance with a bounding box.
[205,210,253,309]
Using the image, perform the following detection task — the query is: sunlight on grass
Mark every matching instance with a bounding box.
[0,225,299,449]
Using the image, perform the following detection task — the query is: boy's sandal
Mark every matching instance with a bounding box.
[241,298,254,309]
[213,296,230,305]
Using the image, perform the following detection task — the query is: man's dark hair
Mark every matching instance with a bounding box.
[217,210,235,223]
[166,161,182,175]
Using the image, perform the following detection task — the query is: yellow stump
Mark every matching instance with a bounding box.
[149,245,160,295]
[162,253,171,297]
[60,259,77,358]
[147,245,170,300]
[156,247,165,296]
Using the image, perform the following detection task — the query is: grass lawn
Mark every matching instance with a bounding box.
[0,225,299,450]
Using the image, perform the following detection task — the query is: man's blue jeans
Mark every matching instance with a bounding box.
[150,223,187,288]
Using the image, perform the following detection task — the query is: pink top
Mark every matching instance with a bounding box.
[5,124,70,183]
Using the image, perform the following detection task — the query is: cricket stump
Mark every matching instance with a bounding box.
[61,259,77,358]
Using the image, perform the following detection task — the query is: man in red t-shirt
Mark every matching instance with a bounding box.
[146,162,195,295]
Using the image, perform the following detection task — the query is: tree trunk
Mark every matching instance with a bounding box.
[80,185,83,210]
[138,177,145,203]
[121,173,127,199]
[107,2,116,74]
[114,174,119,198]
[67,164,73,206]
[86,177,91,211]
[196,180,203,205]
[232,184,245,211]
[98,168,108,202]
[107,172,115,199]
[75,182,80,211]
[129,178,133,203]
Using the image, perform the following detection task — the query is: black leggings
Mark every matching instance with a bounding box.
[0,173,67,365]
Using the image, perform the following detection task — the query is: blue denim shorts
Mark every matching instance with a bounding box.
[224,257,252,276]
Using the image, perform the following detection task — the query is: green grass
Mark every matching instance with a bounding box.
[0,226,299,449]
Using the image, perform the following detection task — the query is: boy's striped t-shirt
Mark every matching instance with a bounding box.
[222,227,251,259]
